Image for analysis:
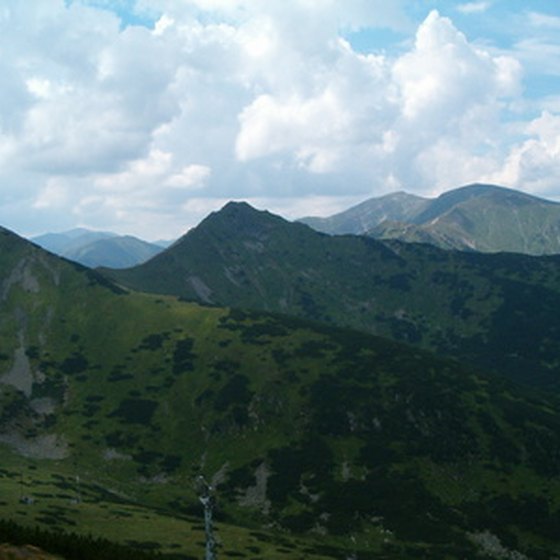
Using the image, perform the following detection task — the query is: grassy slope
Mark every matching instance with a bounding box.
[299,192,428,235]
[105,203,560,389]
[2,226,560,558]
[370,185,560,255]
[3,300,560,558]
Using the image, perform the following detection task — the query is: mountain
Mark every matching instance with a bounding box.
[105,201,560,389]
[299,191,428,235]
[31,229,163,268]
[371,184,560,254]
[2,224,560,558]
[63,235,162,269]
[303,183,560,255]
[32,228,116,254]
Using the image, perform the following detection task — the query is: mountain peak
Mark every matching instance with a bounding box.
[221,200,256,212]
[196,200,287,239]
[298,191,429,235]
[412,183,557,226]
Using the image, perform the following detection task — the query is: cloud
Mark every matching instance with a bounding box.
[235,84,373,173]
[235,10,521,192]
[235,34,394,173]
[33,178,70,209]
[0,1,180,177]
[137,0,410,33]
[487,111,560,194]
[527,12,560,30]
[456,2,491,15]
[513,39,560,77]
[166,164,211,189]
[393,10,519,122]
[0,1,556,238]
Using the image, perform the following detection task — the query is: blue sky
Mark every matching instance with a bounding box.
[2,0,560,239]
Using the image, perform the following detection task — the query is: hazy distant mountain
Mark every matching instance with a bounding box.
[302,183,560,255]
[64,235,162,269]
[32,228,116,254]
[32,228,163,268]
[104,201,560,388]
[299,191,428,235]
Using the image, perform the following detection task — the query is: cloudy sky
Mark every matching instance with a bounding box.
[2,0,560,239]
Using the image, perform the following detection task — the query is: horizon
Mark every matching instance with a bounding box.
[21,181,560,243]
[2,1,560,239]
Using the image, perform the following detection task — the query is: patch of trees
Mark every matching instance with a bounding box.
[0,518,161,560]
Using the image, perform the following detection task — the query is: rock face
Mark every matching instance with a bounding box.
[2,339,33,397]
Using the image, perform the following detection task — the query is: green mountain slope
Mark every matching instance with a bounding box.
[304,183,560,255]
[299,191,428,235]
[104,202,560,389]
[2,226,560,558]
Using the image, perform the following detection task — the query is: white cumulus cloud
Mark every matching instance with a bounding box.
[0,1,557,238]
[488,111,560,193]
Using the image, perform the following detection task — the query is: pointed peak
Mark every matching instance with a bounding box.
[217,200,260,217]
[185,200,290,243]
[207,200,283,224]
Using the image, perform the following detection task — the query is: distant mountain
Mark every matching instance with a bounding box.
[299,191,428,235]
[32,228,116,254]
[371,184,560,254]
[104,201,560,389]
[64,235,162,269]
[2,224,560,559]
[31,228,163,268]
[303,184,560,255]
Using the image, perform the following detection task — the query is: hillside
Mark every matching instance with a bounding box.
[104,202,560,389]
[1,225,560,558]
[371,184,560,254]
[299,191,428,235]
[302,184,560,255]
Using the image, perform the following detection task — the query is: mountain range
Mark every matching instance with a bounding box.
[31,229,165,269]
[28,184,560,274]
[300,184,560,255]
[1,223,560,558]
[105,200,560,389]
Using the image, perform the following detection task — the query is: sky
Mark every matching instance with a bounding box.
[1,0,560,240]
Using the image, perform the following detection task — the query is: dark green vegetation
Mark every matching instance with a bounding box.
[0,517,161,560]
[2,225,560,558]
[301,184,560,256]
[105,200,560,389]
